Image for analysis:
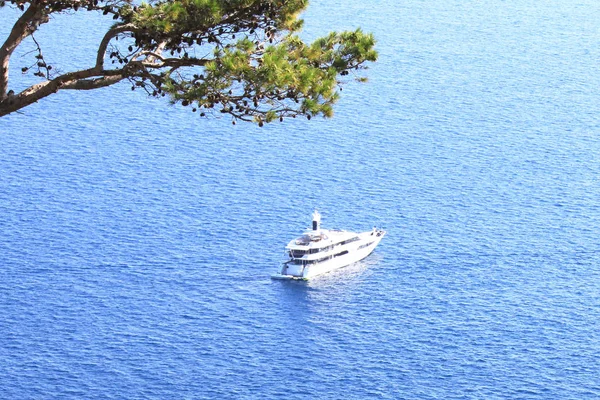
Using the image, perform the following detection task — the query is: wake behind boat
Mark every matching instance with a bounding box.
[271,211,385,280]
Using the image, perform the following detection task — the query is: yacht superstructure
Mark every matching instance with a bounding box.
[271,211,385,280]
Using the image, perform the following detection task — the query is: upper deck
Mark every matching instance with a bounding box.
[286,229,359,250]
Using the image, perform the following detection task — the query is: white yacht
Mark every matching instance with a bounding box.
[271,211,386,280]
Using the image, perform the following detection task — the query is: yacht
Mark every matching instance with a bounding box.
[271,211,386,280]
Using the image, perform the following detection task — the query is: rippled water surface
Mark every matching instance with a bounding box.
[2,1,600,398]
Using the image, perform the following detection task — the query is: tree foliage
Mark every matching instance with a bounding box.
[0,0,377,122]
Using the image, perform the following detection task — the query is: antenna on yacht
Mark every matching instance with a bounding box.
[312,210,321,231]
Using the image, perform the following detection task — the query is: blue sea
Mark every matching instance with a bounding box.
[2,1,600,398]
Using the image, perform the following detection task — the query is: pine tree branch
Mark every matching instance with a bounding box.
[60,74,124,90]
[96,23,135,70]
[0,1,377,121]
[0,2,48,100]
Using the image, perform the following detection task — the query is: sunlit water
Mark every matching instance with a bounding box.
[2,1,600,398]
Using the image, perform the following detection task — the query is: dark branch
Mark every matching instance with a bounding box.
[0,2,48,100]
[61,74,124,90]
